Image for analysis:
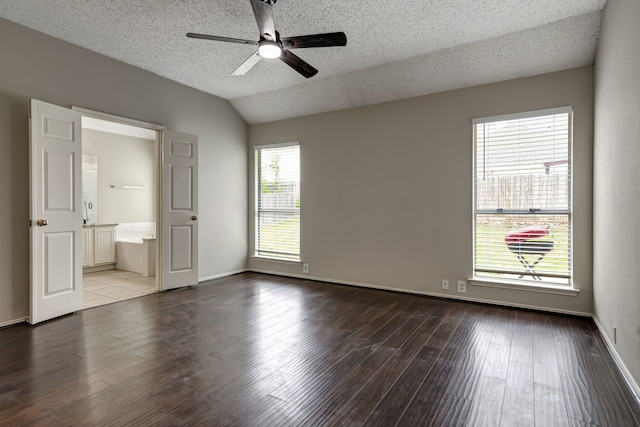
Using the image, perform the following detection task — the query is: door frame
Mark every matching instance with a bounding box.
[72,106,167,288]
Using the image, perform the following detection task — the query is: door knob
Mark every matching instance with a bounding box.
[191,215,197,221]
[36,219,48,226]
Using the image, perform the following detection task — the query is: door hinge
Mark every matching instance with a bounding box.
[29,219,32,227]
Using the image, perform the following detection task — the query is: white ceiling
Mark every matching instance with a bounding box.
[0,0,606,124]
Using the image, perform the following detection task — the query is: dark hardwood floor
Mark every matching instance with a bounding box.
[1,272,638,426]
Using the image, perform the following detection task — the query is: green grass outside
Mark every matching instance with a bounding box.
[258,215,300,257]
[475,217,571,282]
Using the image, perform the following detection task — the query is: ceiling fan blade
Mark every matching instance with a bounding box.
[232,51,262,76]
[186,33,258,45]
[280,49,318,78]
[249,0,276,41]
[281,32,347,49]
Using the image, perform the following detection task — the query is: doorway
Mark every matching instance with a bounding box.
[29,99,199,324]
[79,114,159,309]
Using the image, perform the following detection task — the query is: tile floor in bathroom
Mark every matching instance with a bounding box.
[83,269,157,309]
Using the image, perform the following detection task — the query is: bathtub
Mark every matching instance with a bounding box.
[115,237,156,277]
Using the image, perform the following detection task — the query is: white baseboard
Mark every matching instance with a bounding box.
[593,316,640,406]
[199,269,248,283]
[249,269,592,317]
[0,318,26,328]
[419,292,590,317]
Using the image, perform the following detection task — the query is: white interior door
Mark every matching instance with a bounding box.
[161,131,198,290]
[30,99,83,324]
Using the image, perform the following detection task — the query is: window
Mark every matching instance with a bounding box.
[255,143,300,260]
[473,107,572,284]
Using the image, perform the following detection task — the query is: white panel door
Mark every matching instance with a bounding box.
[30,99,82,324]
[161,131,198,290]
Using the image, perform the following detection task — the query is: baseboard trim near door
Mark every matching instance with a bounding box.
[593,316,640,407]
[199,269,248,283]
[0,318,26,328]
[249,269,592,317]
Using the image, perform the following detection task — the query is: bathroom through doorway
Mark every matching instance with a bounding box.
[80,114,159,309]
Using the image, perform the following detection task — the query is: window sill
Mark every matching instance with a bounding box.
[469,277,580,296]
[250,255,301,265]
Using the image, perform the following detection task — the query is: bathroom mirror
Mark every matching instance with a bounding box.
[82,154,98,224]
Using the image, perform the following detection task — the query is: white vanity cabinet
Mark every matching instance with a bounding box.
[82,224,117,271]
[82,228,93,267]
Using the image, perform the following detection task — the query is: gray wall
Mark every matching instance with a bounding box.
[593,0,640,389]
[0,18,248,324]
[82,129,155,224]
[249,67,594,315]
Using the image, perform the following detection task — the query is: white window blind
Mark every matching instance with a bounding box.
[473,107,572,284]
[256,143,300,260]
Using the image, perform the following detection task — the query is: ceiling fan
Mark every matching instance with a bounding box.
[186,0,347,78]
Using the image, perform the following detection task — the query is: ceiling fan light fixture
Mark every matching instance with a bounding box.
[258,40,281,58]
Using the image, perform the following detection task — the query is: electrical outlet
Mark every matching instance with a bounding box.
[613,325,617,343]
[303,263,309,274]
[441,279,449,290]
[457,280,467,293]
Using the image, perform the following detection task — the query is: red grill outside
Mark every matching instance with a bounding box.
[505,226,554,280]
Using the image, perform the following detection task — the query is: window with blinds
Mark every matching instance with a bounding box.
[255,143,300,260]
[473,107,572,284]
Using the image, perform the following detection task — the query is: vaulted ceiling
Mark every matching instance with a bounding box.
[0,0,606,124]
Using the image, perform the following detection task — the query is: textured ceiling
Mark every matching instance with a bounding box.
[0,0,605,124]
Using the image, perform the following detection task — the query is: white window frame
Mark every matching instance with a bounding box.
[254,142,301,261]
[472,107,574,286]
